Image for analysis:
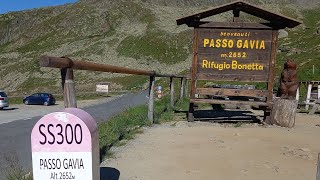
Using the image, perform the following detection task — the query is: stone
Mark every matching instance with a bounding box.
[278,29,289,39]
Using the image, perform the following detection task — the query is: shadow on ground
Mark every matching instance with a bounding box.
[100,167,120,180]
[0,107,19,111]
[191,109,263,123]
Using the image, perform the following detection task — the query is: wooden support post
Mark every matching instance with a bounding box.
[317,153,320,180]
[271,98,298,128]
[188,103,195,122]
[148,76,155,123]
[233,9,240,22]
[188,29,199,122]
[267,30,278,104]
[60,68,77,108]
[170,77,174,108]
[180,78,185,99]
[306,83,312,110]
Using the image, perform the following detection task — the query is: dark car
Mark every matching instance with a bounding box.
[23,93,56,106]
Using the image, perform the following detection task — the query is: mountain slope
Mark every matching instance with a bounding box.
[0,0,319,95]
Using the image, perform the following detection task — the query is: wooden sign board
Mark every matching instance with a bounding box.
[195,28,273,82]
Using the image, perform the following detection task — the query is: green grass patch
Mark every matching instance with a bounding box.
[103,75,149,91]
[17,77,58,93]
[280,6,299,19]
[117,30,192,64]
[99,104,150,160]
[277,7,320,98]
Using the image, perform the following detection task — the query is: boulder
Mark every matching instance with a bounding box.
[278,29,289,39]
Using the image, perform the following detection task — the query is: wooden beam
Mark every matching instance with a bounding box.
[148,76,155,123]
[267,30,278,103]
[233,9,240,22]
[190,98,270,107]
[196,88,268,97]
[42,56,155,76]
[196,73,269,82]
[60,68,77,108]
[188,29,199,122]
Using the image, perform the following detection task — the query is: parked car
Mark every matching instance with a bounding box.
[0,90,9,110]
[23,93,56,106]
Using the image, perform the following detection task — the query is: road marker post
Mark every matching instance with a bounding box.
[31,108,99,180]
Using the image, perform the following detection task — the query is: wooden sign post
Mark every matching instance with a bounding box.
[31,108,99,180]
[176,0,301,122]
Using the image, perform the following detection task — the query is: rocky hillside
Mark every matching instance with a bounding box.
[0,0,319,95]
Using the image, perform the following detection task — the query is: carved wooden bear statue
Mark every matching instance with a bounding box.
[277,59,299,99]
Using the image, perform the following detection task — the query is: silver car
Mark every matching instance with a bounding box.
[0,90,9,110]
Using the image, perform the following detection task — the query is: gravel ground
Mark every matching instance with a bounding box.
[101,112,320,180]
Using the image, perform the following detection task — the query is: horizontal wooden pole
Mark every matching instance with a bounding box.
[40,55,186,78]
[196,73,269,82]
[40,56,155,76]
[196,88,269,97]
[190,98,270,107]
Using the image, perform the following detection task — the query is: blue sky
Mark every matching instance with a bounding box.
[0,0,78,14]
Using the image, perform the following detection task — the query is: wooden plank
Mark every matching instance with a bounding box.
[190,98,269,106]
[233,9,240,22]
[188,29,199,121]
[195,28,272,82]
[190,29,199,99]
[196,73,268,82]
[148,76,155,123]
[199,22,273,29]
[176,1,301,28]
[196,88,269,97]
[197,29,273,53]
[61,68,77,108]
[267,30,278,103]
[41,56,155,76]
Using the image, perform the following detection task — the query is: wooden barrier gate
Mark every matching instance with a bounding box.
[40,56,186,123]
[176,1,301,121]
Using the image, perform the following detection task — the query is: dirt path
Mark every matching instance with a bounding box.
[101,112,320,180]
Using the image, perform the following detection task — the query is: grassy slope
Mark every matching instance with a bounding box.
[0,1,319,95]
[277,7,320,98]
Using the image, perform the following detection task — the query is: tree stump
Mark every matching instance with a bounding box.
[270,98,298,128]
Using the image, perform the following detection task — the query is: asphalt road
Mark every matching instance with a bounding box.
[0,90,148,178]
